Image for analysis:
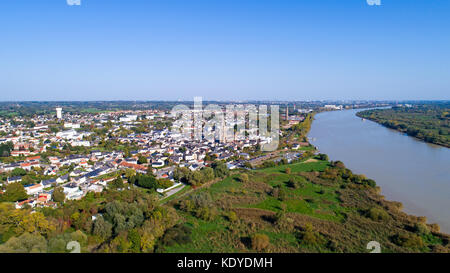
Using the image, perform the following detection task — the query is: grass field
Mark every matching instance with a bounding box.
[162,156,449,253]
[258,160,330,174]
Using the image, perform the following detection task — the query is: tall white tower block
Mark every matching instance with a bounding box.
[56,108,63,119]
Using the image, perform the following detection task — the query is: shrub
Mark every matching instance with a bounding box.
[195,206,217,221]
[227,211,238,222]
[287,178,298,189]
[366,207,389,222]
[157,179,174,189]
[317,154,329,161]
[251,233,270,251]
[332,161,346,169]
[429,223,440,233]
[270,187,280,199]
[239,173,249,183]
[365,179,377,188]
[159,224,192,247]
[413,223,430,235]
[299,223,324,246]
[392,233,424,249]
[278,189,287,201]
[261,161,276,168]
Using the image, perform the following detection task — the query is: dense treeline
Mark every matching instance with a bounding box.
[357,105,450,147]
[173,161,229,187]
[0,142,13,157]
[0,188,181,253]
[0,101,180,117]
[0,161,232,253]
[291,113,314,141]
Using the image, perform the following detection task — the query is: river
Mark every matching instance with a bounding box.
[308,108,450,233]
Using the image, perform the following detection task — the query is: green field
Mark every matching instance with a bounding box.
[161,155,448,253]
[258,160,329,174]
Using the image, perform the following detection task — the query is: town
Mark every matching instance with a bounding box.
[0,102,325,210]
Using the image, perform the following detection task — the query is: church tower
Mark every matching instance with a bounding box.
[285,105,289,121]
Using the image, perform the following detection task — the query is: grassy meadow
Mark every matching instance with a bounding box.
[162,157,449,253]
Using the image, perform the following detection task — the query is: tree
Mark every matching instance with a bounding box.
[18,212,54,236]
[0,233,47,253]
[135,175,158,189]
[157,179,173,189]
[128,229,141,253]
[190,171,205,186]
[11,168,27,177]
[110,177,124,189]
[0,142,13,157]
[52,187,66,203]
[317,154,329,161]
[201,167,215,182]
[103,201,144,235]
[92,217,113,240]
[173,167,192,183]
[212,161,229,178]
[124,168,136,179]
[1,183,28,202]
[137,155,148,165]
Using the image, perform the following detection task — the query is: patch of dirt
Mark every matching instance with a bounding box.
[303,158,318,163]
[243,180,273,193]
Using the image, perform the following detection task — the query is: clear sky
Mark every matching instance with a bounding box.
[0,0,449,101]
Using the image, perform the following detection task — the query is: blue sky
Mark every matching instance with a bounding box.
[0,0,449,101]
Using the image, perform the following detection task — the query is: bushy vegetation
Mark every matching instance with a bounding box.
[357,104,450,147]
[392,233,424,249]
[129,174,173,190]
[162,155,449,253]
[0,188,185,253]
[157,224,192,250]
[250,233,270,251]
[0,183,28,202]
[173,161,228,187]
[0,142,13,158]
[365,207,390,222]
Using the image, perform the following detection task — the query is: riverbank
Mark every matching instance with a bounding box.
[356,107,450,148]
[163,154,449,253]
[308,108,450,234]
[159,111,449,253]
